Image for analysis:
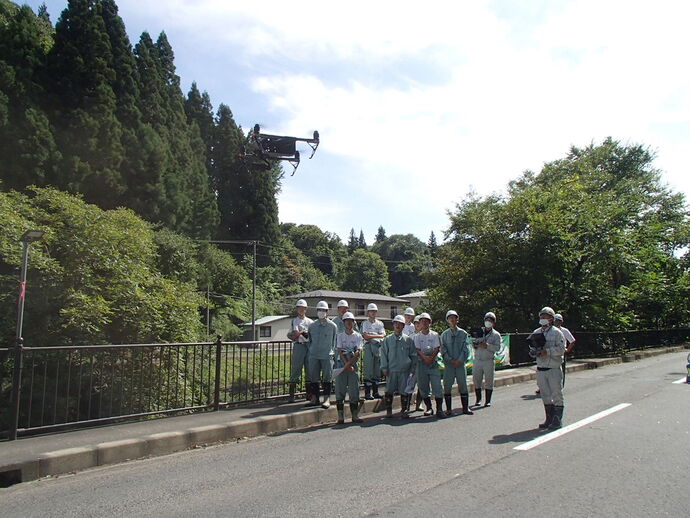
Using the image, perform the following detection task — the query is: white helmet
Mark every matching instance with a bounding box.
[419,312,432,322]
[316,300,329,310]
[404,307,415,316]
[539,306,555,317]
[337,299,349,308]
[413,315,421,323]
[392,314,406,324]
[554,313,563,321]
[342,311,355,321]
[366,303,378,312]
[484,312,496,321]
[295,299,308,308]
[446,310,458,320]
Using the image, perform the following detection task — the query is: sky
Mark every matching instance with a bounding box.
[27,0,690,245]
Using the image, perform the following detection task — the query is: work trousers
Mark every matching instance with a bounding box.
[290,342,310,383]
[443,363,469,395]
[537,367,564,406]
[473,358,495,390]
[417,363,442,398]
[309,356,333,383]
[334,370,360,401]
[363,343,381,384]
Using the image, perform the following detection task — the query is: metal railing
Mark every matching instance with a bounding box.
[0,338,298,439]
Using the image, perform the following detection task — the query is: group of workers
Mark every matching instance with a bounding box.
[287,300,575,431]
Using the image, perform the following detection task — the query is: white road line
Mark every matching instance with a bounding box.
[672,377,687,384]
[514,403,632,451]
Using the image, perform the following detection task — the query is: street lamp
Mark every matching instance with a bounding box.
[9,229,45,440]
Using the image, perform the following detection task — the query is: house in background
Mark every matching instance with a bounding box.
[240,315,291,341]
[398,290,427,309]
[285,289,410,328]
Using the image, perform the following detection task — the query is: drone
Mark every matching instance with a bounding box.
[240,124,320,176]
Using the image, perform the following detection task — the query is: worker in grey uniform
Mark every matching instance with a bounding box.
[410,314,423,412]
[361,303,386,400]
[402,307,416,337]
[533,306,566,429]
[401,307,416,411]
[441,310,473,416]
[554,313,576,386]
[472,311,501,408]
[334,312,364,424]
[332,299,359,334]
[287,299,313,403]
[414,313,444,417]
[307,300,338,409]
[381,314,417,419]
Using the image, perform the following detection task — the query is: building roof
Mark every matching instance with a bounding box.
[241,315,290,326]
[399,290,427,298]
[286,289,409,304]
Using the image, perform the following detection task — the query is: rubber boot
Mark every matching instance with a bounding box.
[484,389,493,408]
[423,397,433,416]
[444,394,453,417]
[461,394,474,415]
[336,401,345,424]
[384,394,394,418]
[364,384,373,400]
[288,382,296,403]
[474,388,482,407]
[305,382,320,406]
[320,382,331,409]
[539,404,554,429]
[350,401,363,423]
[548,406,564,430]
[435,397,445,418]
[400,395,409,419]
[305,382,312,402]
[372,382,383,399]
[415,391,423,412]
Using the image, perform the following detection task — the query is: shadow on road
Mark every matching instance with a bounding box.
[488,428,542,444]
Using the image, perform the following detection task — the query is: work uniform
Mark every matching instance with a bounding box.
[534,325,566,406]
[472,327,501,391]
[361,318,385,396]
[334,331,363,403]
[402,322,415,337]
[414,331,443,399]
[307,318,338,400]
[333,315,359,334]
[558,325,575,386]
[290,315,313,385]
[381,332,417,395]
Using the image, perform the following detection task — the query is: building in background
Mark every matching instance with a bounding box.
[398,290,427,309]
[240,315,291,341]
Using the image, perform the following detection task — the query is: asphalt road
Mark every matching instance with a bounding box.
[3,351,688,517]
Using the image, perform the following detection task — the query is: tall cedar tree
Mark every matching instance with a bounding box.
[347,228,358,253]
[375,225,386,243]
[358,229,367,249]
[185,82,215,174]
[0,2,59,190]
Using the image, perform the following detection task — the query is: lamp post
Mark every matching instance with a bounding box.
[9,229,45,440]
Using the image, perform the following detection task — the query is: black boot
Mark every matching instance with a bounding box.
[384,394,394,418]
[400,395,409,418]
[321,382,331,409]
[305,382,320,406]
[336,401,345,424]
[539,404,554,429]
[474,388,482,407]
[288,382,296,403]
[461,394,474,415]
[549,406,564,430]
[305,382,312,402]
[415,391,422,411]
[435,397,445,418]
[364,383,373,400]
[423,397,433,416]
[350,401,363,423]
[484,389,493,408]
[372,382,383,399]
[444,394,452,417]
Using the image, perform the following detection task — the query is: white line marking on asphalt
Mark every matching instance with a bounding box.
[514,403,632,451]
[672,377,687,384]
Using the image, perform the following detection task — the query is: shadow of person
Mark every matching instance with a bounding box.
[489,428,542,444]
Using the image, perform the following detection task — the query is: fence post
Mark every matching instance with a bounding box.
[214,335,222,411]
[9,337,24,440]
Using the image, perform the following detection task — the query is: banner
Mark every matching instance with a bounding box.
[465,334,510,373]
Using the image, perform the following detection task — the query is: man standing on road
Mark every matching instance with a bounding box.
[287,299,313,403]
[554,313,576,387]
[381,315,417,419]
[533,306,566,430]
[441,310,473,416]
[334,312,364,424]
[414,313,444,418]
[472,312,501,408]
[307,301,338,409]
[361,303,386,400]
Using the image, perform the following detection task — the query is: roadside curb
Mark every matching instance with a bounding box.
[2,345,687,486]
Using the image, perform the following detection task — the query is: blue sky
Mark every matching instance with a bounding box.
[27,0,690,245]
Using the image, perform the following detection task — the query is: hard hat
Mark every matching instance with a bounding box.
[484,312,496,321]
[366,303,378,311]
[342,311,355,321]
[404,307,415,316]
[539,306,555,317]
[392,314,406,324]
[445,310,458,320]
[337,299,349,308]
[419,312,432,321]
[316,300,329,310]
[554,313,563,321]
[295,299,307,308]
[413,315,421,323]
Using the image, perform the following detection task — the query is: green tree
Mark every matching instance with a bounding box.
[280,223,345,277]
[347,228,357,254]
[375,225,386,243]
[358,229,367,249]
[372,234,429,295]
[428,231,438,257]
[340,249,391,294]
